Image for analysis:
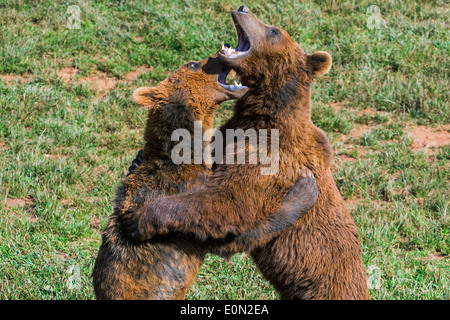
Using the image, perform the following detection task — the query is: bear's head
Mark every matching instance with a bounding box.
[133,54,248,127]
[218,6,331,93]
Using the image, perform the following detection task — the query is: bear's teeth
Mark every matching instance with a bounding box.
[234,81,242,87]
[221,44,237,55]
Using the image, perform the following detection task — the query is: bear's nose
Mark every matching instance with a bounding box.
[237,6,248,12]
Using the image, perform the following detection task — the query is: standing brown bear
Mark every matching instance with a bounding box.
[92,53,318,299]
[122,6,369,300]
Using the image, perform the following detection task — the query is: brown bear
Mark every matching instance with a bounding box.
[121,6,369,300]
[92,53,319,299]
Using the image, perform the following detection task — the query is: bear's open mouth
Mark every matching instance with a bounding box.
[217,68,246,92]
[219,16,251,60]
[217,14,251,91]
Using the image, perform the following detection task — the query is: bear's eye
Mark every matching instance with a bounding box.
[188,62,200,71]
[270,28,279,36]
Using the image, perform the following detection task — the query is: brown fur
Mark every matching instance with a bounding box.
[122,7,369,300]
[93,54,318,299]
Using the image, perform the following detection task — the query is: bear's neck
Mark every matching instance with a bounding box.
[230,81,333,174]
[236,79,312,122]
[142,103,215,164]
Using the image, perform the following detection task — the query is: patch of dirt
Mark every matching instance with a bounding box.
[124,65,152,81]
[90,216,101,230]
[29,212,38,222]
[0,74,30,85]
[84,73,119,94]
[357,108,375,116]
[349,124,373,139]
[4,196,34,208]
[0,141,6,149]
[59,67,118,98]
[335,154,356,163]
[332,124,371,167]
[2,64,151,97]
[60,199,72,206]
[43,153,66,159]
[56,253,68,261]
[346,198,364,208]
[345,198,391,210]
[356,145,368,157]
[409,125,450,154]
[329,102,345,112]
[356,108,390,118]
[391,187,409,198]
[58,65,151,98]
[3,196,38,221]
[59,67,80,82]
[426,252,447,261]
[329,103,388,118]
[336,125,373,147]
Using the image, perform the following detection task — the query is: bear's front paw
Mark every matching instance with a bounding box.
[282,168,318,214]
[120,207,157,242]
[126,150,144,176]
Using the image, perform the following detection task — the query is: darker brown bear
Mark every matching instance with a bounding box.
[122,6,369,300]
[93,53,318,299]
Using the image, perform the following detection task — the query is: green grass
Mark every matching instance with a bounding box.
[0,0,448,300]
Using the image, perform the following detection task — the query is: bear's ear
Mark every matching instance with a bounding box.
[307,51,332,77]
[133,86,158,107]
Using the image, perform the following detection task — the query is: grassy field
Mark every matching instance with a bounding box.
[0,0,448,300]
